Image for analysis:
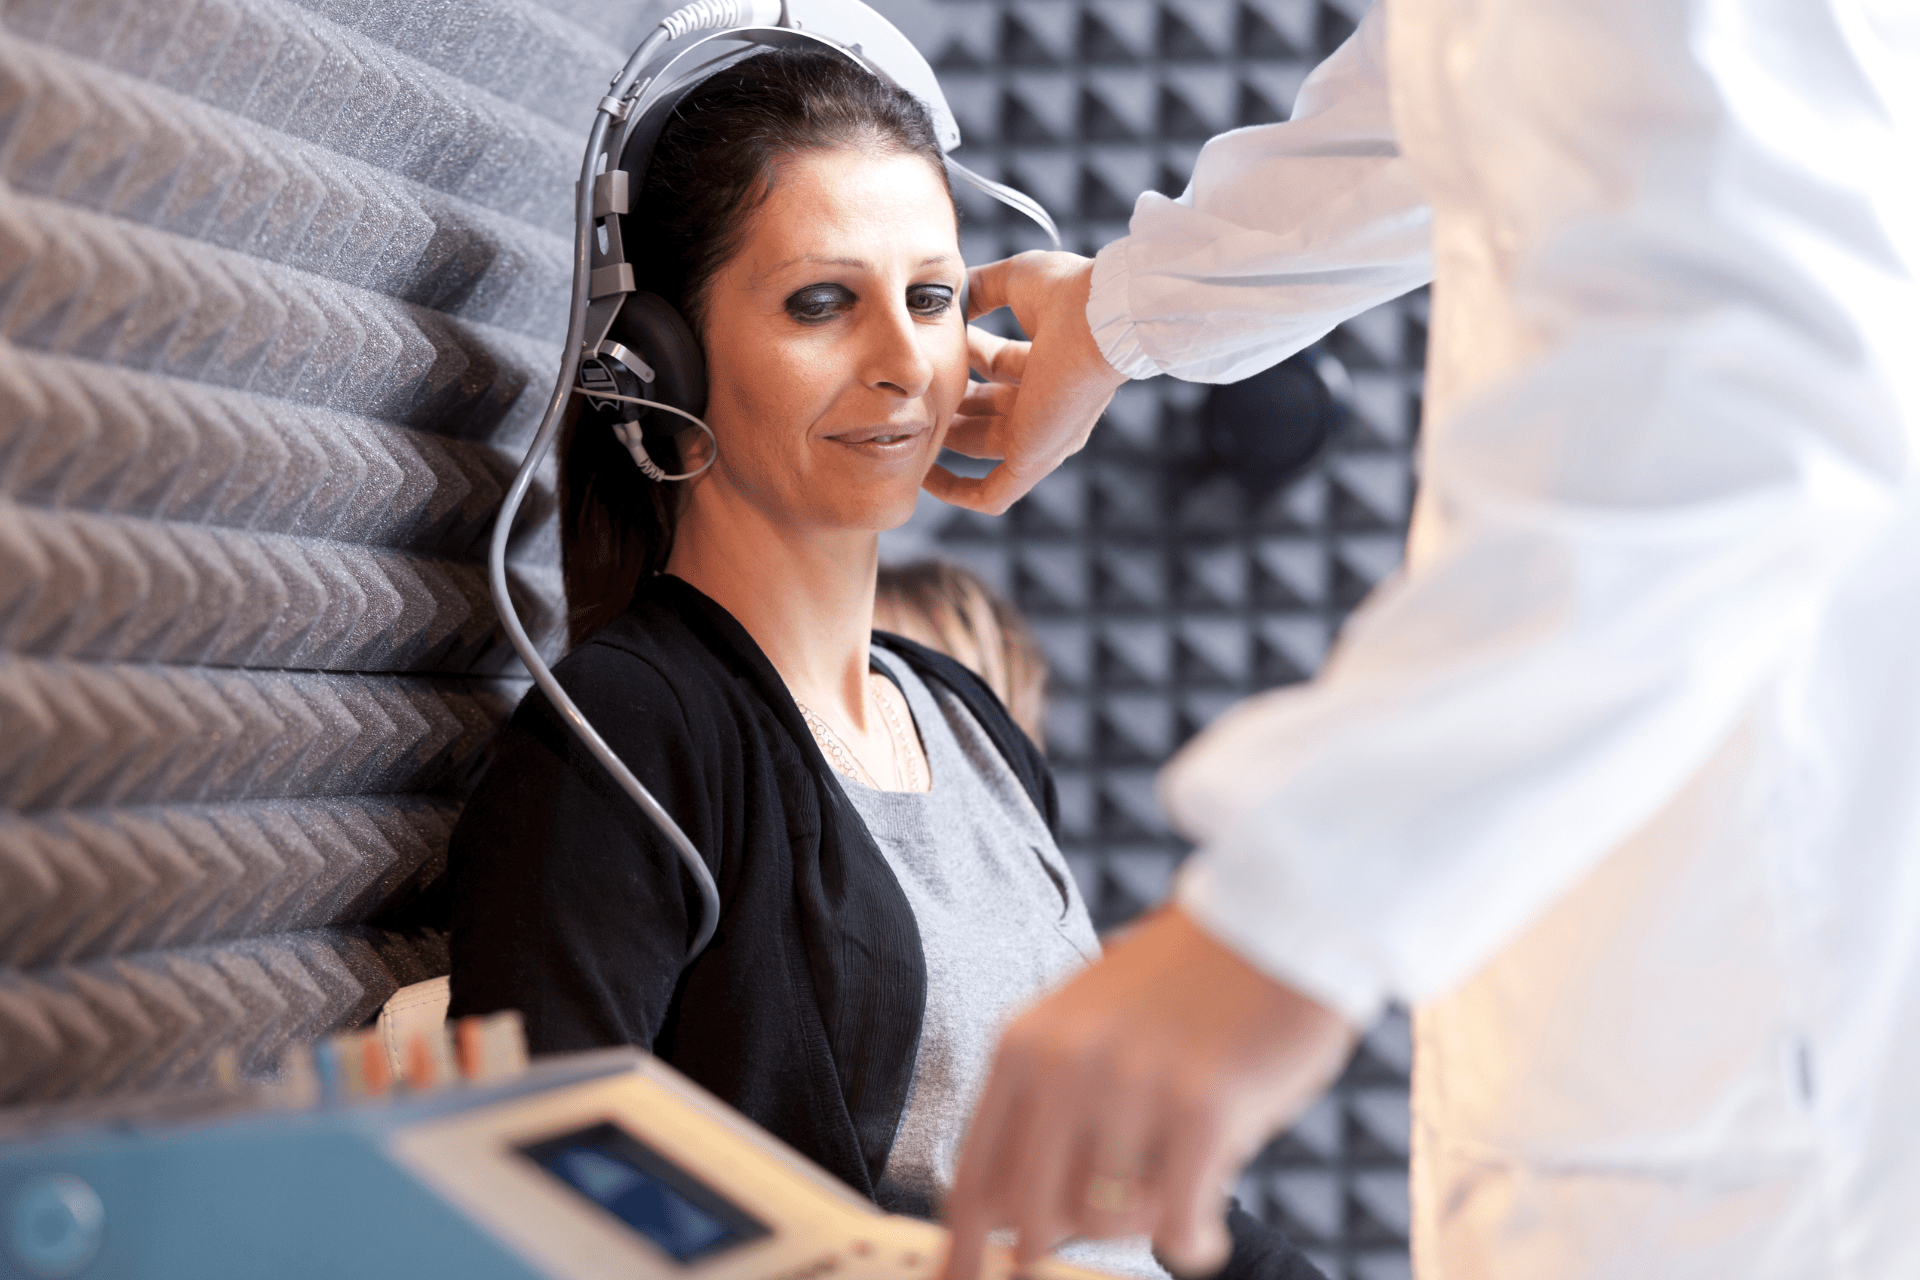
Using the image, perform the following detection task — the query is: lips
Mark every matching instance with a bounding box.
[827,423,928,446]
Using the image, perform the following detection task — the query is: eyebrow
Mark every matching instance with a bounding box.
[768,252,957,274]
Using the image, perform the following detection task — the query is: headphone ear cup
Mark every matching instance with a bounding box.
[607,291,707,419]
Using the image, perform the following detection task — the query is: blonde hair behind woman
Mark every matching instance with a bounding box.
[874,559,1048,748]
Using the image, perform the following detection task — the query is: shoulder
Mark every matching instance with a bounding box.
[873,630,1057,828]
[510,587,743,762]
[554,574,765,713]
[550,635,680,707]
[553,626,696,717]
[527,578,822,789]
[873,631,997,713]
[502,632,690,754]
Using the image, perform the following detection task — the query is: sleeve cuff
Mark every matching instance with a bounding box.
[1174,854,1387,1028]
[1087,237,1162,381]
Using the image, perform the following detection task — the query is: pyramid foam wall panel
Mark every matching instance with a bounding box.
[0,0,579,1116]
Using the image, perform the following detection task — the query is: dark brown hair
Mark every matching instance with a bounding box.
[559,47,953,647]
[874,559,1049,748]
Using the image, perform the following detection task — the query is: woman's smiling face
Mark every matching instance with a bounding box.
[693,146,968,534]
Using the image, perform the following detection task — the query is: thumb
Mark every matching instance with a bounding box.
[966,257,1015,321]
[1156,1216,1233,1280]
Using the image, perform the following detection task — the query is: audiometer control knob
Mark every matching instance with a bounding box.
[6,1174,105,1278]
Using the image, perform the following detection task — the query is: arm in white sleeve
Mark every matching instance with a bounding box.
[1163,0,1920,1023]
[1088,0,1435,383]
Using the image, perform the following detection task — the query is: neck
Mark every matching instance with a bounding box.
[666,477,880,733]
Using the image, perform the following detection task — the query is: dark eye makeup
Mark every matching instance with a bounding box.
[785,283,855,322]
[908,284,954,316]
[782,281,959,323]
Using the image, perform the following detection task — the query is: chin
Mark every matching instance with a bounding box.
[829,480,926,534]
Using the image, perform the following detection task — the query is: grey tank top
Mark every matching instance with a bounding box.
[841,649,1170,1280]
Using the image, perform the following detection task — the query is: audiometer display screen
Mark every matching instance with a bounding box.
[519,1122,770,1264]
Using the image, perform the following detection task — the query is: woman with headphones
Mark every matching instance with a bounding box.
[449,44,1319,1280]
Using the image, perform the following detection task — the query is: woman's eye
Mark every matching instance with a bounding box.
[908,285,954,317]
[786,284,854,322]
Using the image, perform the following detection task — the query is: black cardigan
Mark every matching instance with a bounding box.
[448,576,1322,1280]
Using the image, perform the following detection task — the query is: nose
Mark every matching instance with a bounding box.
[859,294,935,400]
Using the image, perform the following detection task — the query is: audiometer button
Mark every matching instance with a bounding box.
[6,1173,105,1278]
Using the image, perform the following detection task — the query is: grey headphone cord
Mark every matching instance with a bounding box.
[487,13,730,963]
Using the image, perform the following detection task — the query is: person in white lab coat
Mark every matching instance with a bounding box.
[931,0,1920,1276]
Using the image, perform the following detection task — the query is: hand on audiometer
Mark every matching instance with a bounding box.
[939,907,1355,1280]
[924,251,1128,515]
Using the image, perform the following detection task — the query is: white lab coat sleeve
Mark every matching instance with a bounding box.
[1086,0,1434,384]
[1162,0,1918,1024]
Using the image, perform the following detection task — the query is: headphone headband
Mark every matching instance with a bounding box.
[609,26,874,242]
[580,0,1059,360]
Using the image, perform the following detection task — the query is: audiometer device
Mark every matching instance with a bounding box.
[0,1047,1116,1280]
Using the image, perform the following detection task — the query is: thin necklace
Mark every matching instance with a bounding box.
[870,676,923,792]
[797,700,885,789]
[797,673,923,792]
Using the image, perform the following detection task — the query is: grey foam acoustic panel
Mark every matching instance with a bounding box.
[907,2,1418,1275]
[0,0,588,1111]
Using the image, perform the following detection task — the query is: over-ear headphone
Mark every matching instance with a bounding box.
[573,138,711,482]
[491,0,1063,961]
[579,288,709,481]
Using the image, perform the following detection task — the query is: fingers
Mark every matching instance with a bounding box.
[1147,1093,1236,1277]
[967,327,1028,384]
[938,1210,988,1280]
[1000,1040,1086,1266]
[1157,1206,1233,1280]
[941,417,1007,461]
[940,1031,1031,1280]
[1068,1070,1161,1242]
[949,1010,1114,1276]
[921,462,1038,516]
[959,379,1018,417]
[942,381,1017,460]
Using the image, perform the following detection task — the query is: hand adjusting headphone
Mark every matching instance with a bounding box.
[488,0,1063,961]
